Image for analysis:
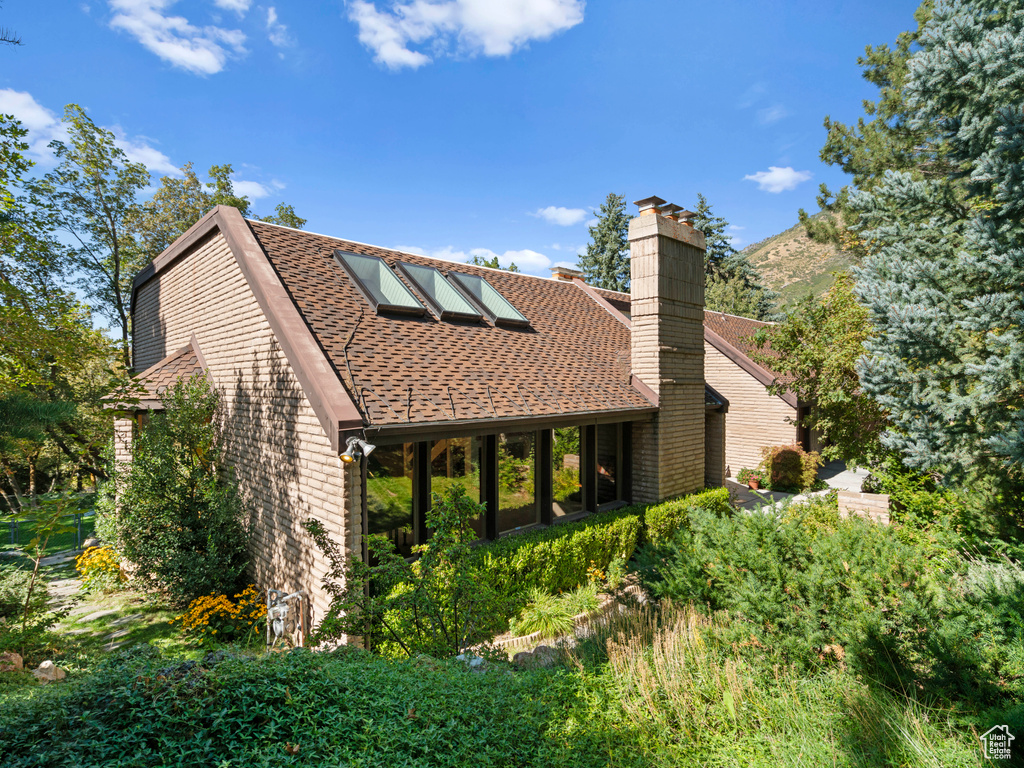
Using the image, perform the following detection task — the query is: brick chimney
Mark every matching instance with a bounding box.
[550,265,584,282]
[629,196,706,502]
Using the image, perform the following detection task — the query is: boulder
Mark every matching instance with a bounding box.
[82,537,102,549]
[0,651,23,672]
[32,660,67,684]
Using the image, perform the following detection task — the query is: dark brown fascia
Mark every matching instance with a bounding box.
[572,278,632,329]
[130,205,365,452]
[705,383,729,413]
[362,406,657,446]
[703,326,798,409]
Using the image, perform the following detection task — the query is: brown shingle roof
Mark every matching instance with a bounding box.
[702,310,792,385]
[135,342,205,402]
[246,221,655,428]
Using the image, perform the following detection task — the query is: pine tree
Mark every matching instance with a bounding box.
[693,194,778,320]
[853,0,1024,489]
[799,1,946,255]
[579,193,631,292]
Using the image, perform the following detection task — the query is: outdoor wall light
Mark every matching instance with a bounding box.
[341,436,376,464]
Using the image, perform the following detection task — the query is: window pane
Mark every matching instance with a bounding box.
[498,432,537,533]
[552,426,583,518]
[400,263,481,320]
[366,443,415,558]
[429,437,484,539]
[337,251,424,312]
[597,423,620,505]
[450,272,529,326]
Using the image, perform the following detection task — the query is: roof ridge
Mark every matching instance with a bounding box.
[246,218,567,285]
[705,308,776,325]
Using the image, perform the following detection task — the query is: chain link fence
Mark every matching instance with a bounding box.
[4,511,97,555]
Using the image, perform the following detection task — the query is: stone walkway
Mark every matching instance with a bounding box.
[728,460,867,510]
[39,550,139,651]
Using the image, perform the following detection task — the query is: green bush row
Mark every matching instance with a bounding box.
[469,486,733,609]
[643,487,732,543]
[470,507,643,603]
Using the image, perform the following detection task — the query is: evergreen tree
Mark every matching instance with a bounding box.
[693,194,778,320]
[853,0,1024,489]
[579,193,631,292]
[799,1,944,254]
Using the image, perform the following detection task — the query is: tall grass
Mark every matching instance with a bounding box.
[568,602,987,767]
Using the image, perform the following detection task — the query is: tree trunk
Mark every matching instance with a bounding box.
[0,456,25,512]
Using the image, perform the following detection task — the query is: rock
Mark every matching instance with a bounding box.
[32,660,66,684]
[513,644,559,670]
[82,537,101,549]
[0,651,23,672]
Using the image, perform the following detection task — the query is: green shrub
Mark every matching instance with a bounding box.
[644,487,732,544]
[759,444,822,491]
[509,583,601,639]
[96,376,249,607]
[306,483,507,658]
[470,506,642,609]
[635,496,1024,709]
[0,648,625,768]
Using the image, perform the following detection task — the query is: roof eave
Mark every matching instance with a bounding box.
[361,406,658,446]
[704,326,798,409]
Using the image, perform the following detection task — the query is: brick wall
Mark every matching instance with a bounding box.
[113,417,133,467]
[838,490,890,525]
[629,214,706,503]
[703,342,798,477]
[132,231,358,628]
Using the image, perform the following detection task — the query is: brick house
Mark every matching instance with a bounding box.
[115,198,794,626]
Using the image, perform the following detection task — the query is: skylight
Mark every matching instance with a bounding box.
[397,262,483,322]
[449,272,530,327]
[335,251,425,316]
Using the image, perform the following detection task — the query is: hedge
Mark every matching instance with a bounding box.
[643,487,732,544]
[470,507,643,605]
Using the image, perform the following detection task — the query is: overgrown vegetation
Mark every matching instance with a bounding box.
[97,376,248,606]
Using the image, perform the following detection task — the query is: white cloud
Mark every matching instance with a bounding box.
[347,0,585,70]
[532,205,586,226]
[757,104,788,125]
[743,166,812,193]
[393,244,552,274]
[213,0,251,13]
[0,89,177,175]
[108,0,247,75]
[266,7,293,48]
[726,225,746,248]
[233,179,272,198]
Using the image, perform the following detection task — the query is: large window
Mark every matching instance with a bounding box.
[552,426,583,518]
[361,422,630,551]
[365,443,415,557]
[429,437,484,539]
[497,431,537,534]
[597,423,621,506]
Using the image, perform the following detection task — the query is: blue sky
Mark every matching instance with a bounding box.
[3,1,920,275]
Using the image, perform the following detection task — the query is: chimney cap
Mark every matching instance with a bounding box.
[678,209,696,221]
[660,203,683,217]
[549,265,584,281]
[633,195,667,214]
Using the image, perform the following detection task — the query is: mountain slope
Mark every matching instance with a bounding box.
[742,214,856,306]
